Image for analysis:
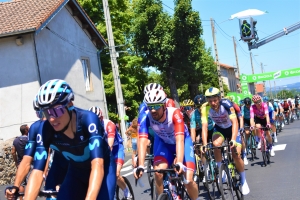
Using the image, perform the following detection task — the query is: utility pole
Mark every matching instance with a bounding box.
[274,81,277,99]
[233,36,241,93]
[102,0,127,141]
[250,52,257,94]
[260,62,266,96]
[268,80,273,98]
[211,18,224,97]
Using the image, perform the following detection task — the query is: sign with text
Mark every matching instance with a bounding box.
[227,92,252,104]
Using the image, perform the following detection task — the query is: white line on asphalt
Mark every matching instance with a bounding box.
[273,144,287,151]
[121,165,133,172]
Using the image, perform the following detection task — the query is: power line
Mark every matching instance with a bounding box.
[214,21,232,39]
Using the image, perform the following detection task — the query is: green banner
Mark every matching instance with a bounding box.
[227,92,252,104]
[242,67,300,83]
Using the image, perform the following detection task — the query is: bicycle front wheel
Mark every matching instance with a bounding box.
[157,193,169,200]
[147,159,153,187]
[261,138,267,167]
[218,164,234,200]
[203,164,216,200]
[116,176,135,200]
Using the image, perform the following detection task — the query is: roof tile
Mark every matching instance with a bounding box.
[0,0,64,36]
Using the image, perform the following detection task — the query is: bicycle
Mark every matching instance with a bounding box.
[244,126,257,161]
[145,164,191,200]
[145,154,154,187]
[115,176,135,200]
[256,127,271,167]
[8,189,58,200]
[218,140,244,200]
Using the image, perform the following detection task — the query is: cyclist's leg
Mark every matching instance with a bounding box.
[153,136,171,196]
[183,135,198,200]
[212,126,225,167]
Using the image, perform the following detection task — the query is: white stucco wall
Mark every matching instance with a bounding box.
[0,34,41,140]
[34,6,107,116]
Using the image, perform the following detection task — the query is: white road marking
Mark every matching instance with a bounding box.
[273,144,286,151]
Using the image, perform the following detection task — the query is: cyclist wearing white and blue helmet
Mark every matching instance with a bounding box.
[25,79,115,200]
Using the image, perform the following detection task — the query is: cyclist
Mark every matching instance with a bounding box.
[250,95,275,157]
[274,99,284,129]
[180,99,195,132]
[25,79,116,200]
[240,97,252,165]
[202,87,250,195]
[190,94,214,144]
[89,106,132,199]
[5,96,69,199]
[281,99,291,123]
[263,97,278,143]
[135,89,199,200]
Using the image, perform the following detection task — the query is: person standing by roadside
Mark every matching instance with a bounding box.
[11,124,29,196]
[125,118,138,167]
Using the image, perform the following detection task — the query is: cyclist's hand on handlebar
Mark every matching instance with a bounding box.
[174,162,185,174]
[133,166,144,179]
[266,123,271,129]
[5,186,19,200]
[250,126,255,130]
[229,140,237,147]
[239,127,244,133]
[201,144,207,154]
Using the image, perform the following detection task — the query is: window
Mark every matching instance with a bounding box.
[81,58,92,91]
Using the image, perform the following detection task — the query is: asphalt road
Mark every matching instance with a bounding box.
[0,120,299,200]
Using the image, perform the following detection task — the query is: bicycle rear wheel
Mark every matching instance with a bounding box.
[116,176,135,200]
[218,163,234,200]
[204,164,216,200]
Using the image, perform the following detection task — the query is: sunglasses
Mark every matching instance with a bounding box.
[254,100,262,105]
[183,106,192,111]
[43,105,66,119]
[147,104,164,111]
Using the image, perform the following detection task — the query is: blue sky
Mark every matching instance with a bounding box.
[162,0,300,87]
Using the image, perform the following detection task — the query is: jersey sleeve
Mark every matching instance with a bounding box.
[106,120,116,139]
[24,120,41,157]
[190,111,196,128]
[221,99,237,119]
[263,103,269,115]
[233,103,242,118]
[172,109,185,136]
[241,106,245,117]
[82,112,106,161]
[201,103,209,124]
[138,112,150,139]
[33,121,52,171]
[166,98,176,107]
[138,102,147,115]
[250,105,255,118]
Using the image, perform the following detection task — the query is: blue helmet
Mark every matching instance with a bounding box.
[263,96,269,102]
[37,79,74,109]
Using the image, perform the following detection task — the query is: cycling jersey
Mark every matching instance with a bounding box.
[250,102,268,119]
[282,102,290,110]
[166,98,176,107]
[138,107,195,171]
[267,102,275,123]
[241,105,251,120]
[102,119,124,165]
[33,107,116,200]
[232,102,242,118]
[272,102,279,112]
[190,108,214,131]
[201,100,236,129]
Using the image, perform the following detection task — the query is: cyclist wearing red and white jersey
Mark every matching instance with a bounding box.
[281,99,291,122]
[202,87,250,195]
[250,95,275,156]
[89,106,132,199]
[135,89,199,200]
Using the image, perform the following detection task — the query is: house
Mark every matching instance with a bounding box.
[0,0,108,140]
[219,63,239,92]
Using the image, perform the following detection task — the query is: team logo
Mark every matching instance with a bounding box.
[88,123,98,134]
[80,136,84,141]
[285,71,289,76]
[242,75,247,81]
[252,76,257,80]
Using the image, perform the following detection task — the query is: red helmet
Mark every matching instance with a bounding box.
[252,95,262,103]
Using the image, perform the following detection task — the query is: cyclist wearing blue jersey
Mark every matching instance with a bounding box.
[5,96,69,200]
[25,79,115,200]
[263,97,278,143]
[89,106,132,199]
[190,94,214,143]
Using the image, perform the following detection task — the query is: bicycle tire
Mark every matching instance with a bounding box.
[218,164,234,200]
[195,157,203,194]
[250,135,256,161]
[261,138,267,167]
[147,159,153,187]
[116,176,135,200]
[204,164,216,200]
[151,178,158,200]
[233,176,244,200]
[157,193,169,200]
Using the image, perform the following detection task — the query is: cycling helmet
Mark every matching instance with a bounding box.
[144,89,167,104]
[194,94,206,106]
[262,96,269,102]
[244,97,252,105]
[205,87,220,98]
[181,99,194,106]
[252,94,262,103]
[33,94,40,111]
[143,83,163,94]
[89,106,103,118]
[37,79,74,109]
[270,99,274,103]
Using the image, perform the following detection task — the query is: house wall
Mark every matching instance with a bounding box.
[35,7,107,117]
[221,67,238,92]
[0,34,41,140]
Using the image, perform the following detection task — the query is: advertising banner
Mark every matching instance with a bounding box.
[227,92,252,104]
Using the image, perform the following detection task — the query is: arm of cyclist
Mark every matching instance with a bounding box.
[26,169,44,199]
[85,158,104,200]
[106,121,116,151]
[173,109,185,174]
[189,111,197,143]
[200,104,209,147]
[249,105,255,128]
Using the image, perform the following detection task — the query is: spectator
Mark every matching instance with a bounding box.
[241,19,251,37]
[11,124,29,196]
[125,118,138,166]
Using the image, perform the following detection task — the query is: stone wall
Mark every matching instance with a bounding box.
[0,138,17,185]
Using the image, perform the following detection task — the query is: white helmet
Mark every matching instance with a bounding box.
[33,94,40,111]
[89,106,103,118]
[144,89,167,104]
[37,79,74,109]
[143,83,163,94]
